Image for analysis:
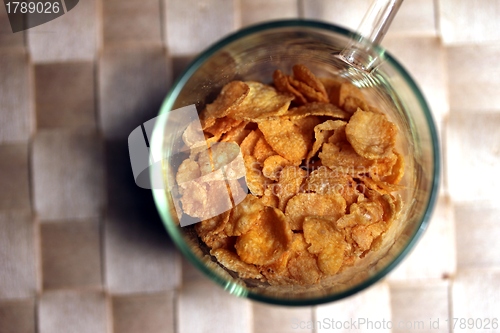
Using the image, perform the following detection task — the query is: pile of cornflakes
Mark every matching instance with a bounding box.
[175,64,403,285]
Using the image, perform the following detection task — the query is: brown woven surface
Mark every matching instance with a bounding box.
[1,0,500,332]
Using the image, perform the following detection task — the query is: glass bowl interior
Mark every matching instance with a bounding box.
[150,20,440,306]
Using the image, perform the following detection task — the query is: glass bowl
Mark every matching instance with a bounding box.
[150,20,440,306]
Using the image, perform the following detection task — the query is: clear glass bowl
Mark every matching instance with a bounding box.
[150,20,440,306]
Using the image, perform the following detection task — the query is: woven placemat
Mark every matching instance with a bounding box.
[1,0,500,332]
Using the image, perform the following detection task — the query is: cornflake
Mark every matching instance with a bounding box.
[175,64,405,285]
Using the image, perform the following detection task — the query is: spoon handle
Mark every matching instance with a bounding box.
[338,0,404,72]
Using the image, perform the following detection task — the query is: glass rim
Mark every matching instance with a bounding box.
[151,19,441,306]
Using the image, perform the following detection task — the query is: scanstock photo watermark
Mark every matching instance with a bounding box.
[128,105,248,227]
[3,0,79,32]
[292,317,438,331]
[127,104,385,228]
[128,105,388,227]
[291,317,499,331]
